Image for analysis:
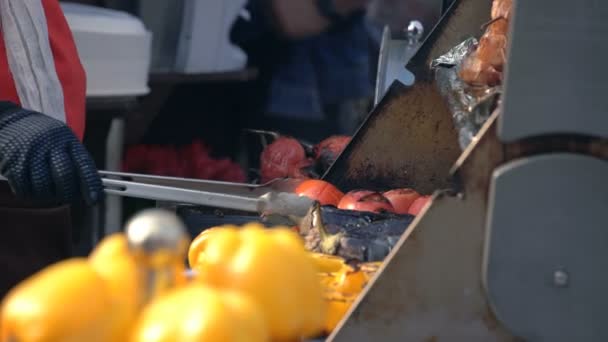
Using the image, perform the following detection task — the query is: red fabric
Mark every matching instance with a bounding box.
[0,0,86,141]
[0,35,20,114]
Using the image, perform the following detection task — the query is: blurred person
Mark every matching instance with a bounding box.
[0,0,102,297]
[233,0,376,142]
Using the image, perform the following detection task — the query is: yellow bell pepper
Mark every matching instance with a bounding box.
[323,291,358,334]
[0,259,116,342]
[89,233,145,341]
[318,261,383,334]
[130,284,268,342]
[310,252,346,273]
[188,224,326,341]
[187,226,221,269]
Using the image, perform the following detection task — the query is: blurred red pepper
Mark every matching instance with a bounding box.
[123,141,246,182]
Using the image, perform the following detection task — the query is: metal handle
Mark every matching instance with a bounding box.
[258,192,314,217]
[99,170,304,196]
[100,170,259,195]
[102,177,315,217]
[103,178,261,213]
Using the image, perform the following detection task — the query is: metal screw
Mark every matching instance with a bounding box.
[406,20,424,44]
[553,269,569,288]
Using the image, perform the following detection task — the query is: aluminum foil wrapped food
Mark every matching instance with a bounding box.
[432,38,501,149]
[492,0,512,21]
[459,0,511,86]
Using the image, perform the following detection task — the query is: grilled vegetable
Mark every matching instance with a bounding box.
[313,135,350,171]
[319,260,383,334]
[89,234,145,342]
[256,132,351,182]
[337,190,395,214]
[476,19,508,71]
[296,179,345,206]
[299,203,413,261]
[492,0,512,20]
[130,284,268,342]
[459,0,512,87]
[0,209,190,342]
[188,224,326,341]
[260,136,313,183]
[383,188,421,215]
[408,195,432,216]
[310,252,347,273]
[0,259,117,342]
[459,51,502,86]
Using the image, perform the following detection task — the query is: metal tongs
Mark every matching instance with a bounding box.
[100,171,314,217]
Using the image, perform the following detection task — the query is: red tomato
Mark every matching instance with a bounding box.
[287,158,314,180]
[338,190,395,213]
[408,195,431,216]
[313,135,351,169]
[260,137,308,183]
[295,180,344,206]
[337,190,374,209]
[383,188,421,215]
[313,136,351,160]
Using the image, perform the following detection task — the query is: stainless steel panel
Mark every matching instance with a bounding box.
[329,114,515,341]
[500,0,608,141]
[324,0,491,194]
[485,153,608,341]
